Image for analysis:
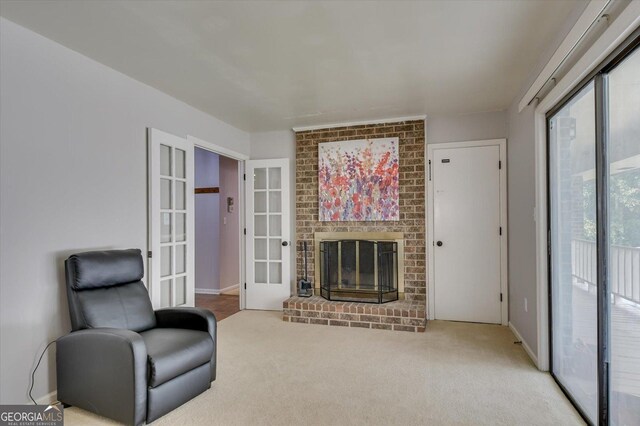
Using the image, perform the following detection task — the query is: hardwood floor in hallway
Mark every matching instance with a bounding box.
[196,293,240,321]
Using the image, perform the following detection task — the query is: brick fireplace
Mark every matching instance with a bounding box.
[284,119,426,332]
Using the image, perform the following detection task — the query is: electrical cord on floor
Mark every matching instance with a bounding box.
[29,340,57,405]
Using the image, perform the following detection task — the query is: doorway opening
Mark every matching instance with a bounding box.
[194,146,241,320]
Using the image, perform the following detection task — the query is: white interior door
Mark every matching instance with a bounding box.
[148,128,195,309]
[432,143,503,324]
[245,159,291,310]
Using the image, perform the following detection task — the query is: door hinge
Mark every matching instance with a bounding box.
[499,226,502,236]
[243,173,246,181]
[500,293,503,302]
[428,159,432,181]
[147,251,152,258]
[244,283,247,289]
[499,160,502,170]
[244,228,247,235]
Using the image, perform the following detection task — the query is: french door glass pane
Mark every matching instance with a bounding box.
[255,262,267,283]
[175,181,185,210]
[254,192,267,213]
[269,239,282,260]
[549,81,597,422]
[161,246,173,277]
[254,215,267,236]
[160,145,172,176]
[254,168,267,189]
[268,167,281,189]
[175,277,186,306]
[255,238,267,260]
[161,179,172,209]
[607,47,640,425]
[175,213,186,242]
[175,244,186,274]
[269,215,282,237]
[269,263,282,284]
[160,279,171,307]
[269,191,282,213]
[175,149,185,179]
[161,213,172,243]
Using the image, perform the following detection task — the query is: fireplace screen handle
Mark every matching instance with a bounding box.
[436,241,443,247]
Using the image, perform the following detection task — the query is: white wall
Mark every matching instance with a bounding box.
[506,102,539,352]
[219,156,240,291]
[505,2,587,359]
[426,110,507,144]
[195,148,221,292]
[249,130,297,293]
[0,18,250,404]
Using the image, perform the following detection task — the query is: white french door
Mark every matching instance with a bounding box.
[428,139,507,324]
[245,159,291,310]
[148,128,195,308]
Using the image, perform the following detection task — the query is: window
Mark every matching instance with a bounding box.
[548,35,640,425]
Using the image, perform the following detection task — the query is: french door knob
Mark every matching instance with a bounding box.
[436,241,443,247]
[282,241,289,247]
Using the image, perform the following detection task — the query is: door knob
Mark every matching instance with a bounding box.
[436,241,443,247]
[282,241,289,247]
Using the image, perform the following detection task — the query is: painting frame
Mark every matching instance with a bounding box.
[318,137,400,222]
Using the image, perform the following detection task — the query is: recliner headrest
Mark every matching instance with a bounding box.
[67,249,144,290]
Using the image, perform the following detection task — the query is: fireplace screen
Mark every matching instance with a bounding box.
[319,240,398,303]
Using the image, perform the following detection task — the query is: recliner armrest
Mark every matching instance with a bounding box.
[155,307,216,333]
[56,328,147,426]
[155,308,217,382]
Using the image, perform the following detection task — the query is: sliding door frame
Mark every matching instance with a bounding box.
[546,30,640,426]
[594,72,610,426]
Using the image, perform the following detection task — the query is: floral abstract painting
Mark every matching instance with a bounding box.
[318,137,399,221]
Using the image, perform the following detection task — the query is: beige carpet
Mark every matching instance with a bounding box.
[64,311,584,425]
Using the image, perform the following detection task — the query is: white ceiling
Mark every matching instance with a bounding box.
[0,0,583,132]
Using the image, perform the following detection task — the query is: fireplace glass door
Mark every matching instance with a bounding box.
[319,240,398,303]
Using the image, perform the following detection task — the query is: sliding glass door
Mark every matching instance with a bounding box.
[607,47,640,426]
[548,37,639,426]
[549,82,598,422]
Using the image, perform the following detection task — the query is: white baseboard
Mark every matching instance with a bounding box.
[195,288,218,295]
[196,284,239,295]
[509,321,539,367]
[220,284,240,294]
[33,390,57,405]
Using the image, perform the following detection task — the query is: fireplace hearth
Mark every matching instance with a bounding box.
[319,239,399,303]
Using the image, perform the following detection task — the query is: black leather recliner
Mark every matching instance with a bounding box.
[56,249,216,425]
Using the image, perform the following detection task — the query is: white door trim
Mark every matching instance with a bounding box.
[533,110,550,371]
[427,138,508,325]
[187,135,248,310]
[187,135,250,161]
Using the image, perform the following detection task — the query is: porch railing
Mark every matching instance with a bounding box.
[572,239,640,305]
